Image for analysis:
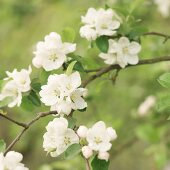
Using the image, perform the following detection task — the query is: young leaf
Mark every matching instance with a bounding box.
[157,94,170,112]
[67,117,77,129]
[74,61,85,72]
[96,36,109,53]
[28,90,41,107]
[0,139,6,152]
[91,155,110,170]
[64,144,81,160]
[21,95,35,111]
[62,27,76,42]
[158,73,170,88]
[66,61,77,75]
[31,78,41,92]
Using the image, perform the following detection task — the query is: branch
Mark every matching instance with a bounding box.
[0,113,27,128]
[82,56,170,87]
[4,111,58,154]
[84,158,91,170]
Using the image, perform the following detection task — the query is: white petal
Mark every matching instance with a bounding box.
[126,55,139,65]
[129,42,141,55]
[118,37,130,47]
[62,43,76,54]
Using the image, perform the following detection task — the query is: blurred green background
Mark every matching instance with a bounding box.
[0,0,170,169]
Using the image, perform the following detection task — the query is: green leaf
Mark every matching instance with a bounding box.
[74,61,85,72]
[66,61,77,75]
[0,139,6,153]
[21,95,35,111]
[91,155,110,170]
[62,27,75,42]
[64,144,81,160]
[0,97,13,108]
[40,69,51,84]
[96,36,109,53]
[31,78,41,92]
[28,90,41,107]
[158,73,170,88]
[67,117,77,129]
[157,94,170,112]
[129,26,148,40]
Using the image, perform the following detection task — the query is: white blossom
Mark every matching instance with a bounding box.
[33,32,76,71]
[154,0,170,18]
[0,80,22,107]
[99,37,141,68]
[5,66,32,92]
[43,117,79,157]
[82,146,93,159]
[138,95,156,116]
[40,71,87,115]
[80,8,120,41]
[77,125,88,138]
[98,151,110,161]
[0,151,29,170]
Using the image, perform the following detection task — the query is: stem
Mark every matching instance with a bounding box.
[85,158,91,170]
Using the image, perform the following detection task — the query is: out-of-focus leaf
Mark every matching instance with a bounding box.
[66,61,77,75]
[28,90,41,107]
[91,155,110,170]
[62,27,75,42]
[158,73,170,88]
[96,36,109,53]
[157,94,170,112]
[129,26,148,40]
[21,95,35,111]
[0,97,13,108]
[67,117,77,129]
[0,139,6,153]
[64,144,81,160]
[31,78,41,92]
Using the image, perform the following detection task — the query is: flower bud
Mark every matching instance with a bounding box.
[107,127,117,141]
[77,126,88,138]
[98,152,110,161]
[82,146,93,159]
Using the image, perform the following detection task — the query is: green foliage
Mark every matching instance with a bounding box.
[0,97,13,108]
[0,139,6,153]
[157,94,170,112]
[91,155,110,170]
[158,73,170,88]
[28,90,41,107]
[96,36,109,53]
[31,78,42,92]
[64,144,81,160]
[66,61,77,75]
[67,116,77,129]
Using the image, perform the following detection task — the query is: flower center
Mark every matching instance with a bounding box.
[53,89,60,96]
[66,84,72,90]
[20,79,26,85]
[123,47,129,54]
[49,53,58,62]
[94,137,102,144]
[101,23,108,29]
[64,136,71,145]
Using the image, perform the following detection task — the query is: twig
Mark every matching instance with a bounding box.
[82,56,170,87]
[0,113,27,128]
[84,158,91,170]
[4,111,58,154]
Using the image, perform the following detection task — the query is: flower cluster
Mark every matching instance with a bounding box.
[40,71,87,115]
[77,121,117,161]
[80,8,120,41]
[0,151,29,170]
[33,32,76,71]
[154,0,170,18]
[0,66,32,107]
[43,117,79,157]
[99,37,141,68]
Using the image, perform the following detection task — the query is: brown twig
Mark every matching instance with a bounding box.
[84,158,91,170]
[82,56,170,87]
[4,111,58,154]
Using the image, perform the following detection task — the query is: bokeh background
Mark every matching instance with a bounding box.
[0,0,170,169]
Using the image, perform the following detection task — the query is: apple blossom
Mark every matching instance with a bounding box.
[5,66,32,92]
[33,32,76,71]
[43,117,79,157]
[82,146,93,159]
[154,0,170,18]
[0,151,29,170]
[80,8,120,41]
[99,37,141,68]
[98,151,110,161]
[0,80,22,107]
[40,71,87,115]
[77,125,88,138]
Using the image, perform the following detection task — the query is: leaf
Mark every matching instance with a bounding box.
[66,61,77,75]
[91,155,110,170]
[158,73,170,88]
[31,78,41,92]
[0,97,13,108]
[62,27,76,42]
[129,26,148,40]
[96,36,109,53]
[67,117,77,129]
[21,95,35,111]
[40,69,51,84]
[157,94,170,112]
[0,139,6,153]
[74,62,85,72]
[64,144,81,160]
[28,90,41,107]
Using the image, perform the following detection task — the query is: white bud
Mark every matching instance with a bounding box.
[98,152,110,161]
[107,127,117,141]
[77,126,88,138]
[82,146,93,159]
